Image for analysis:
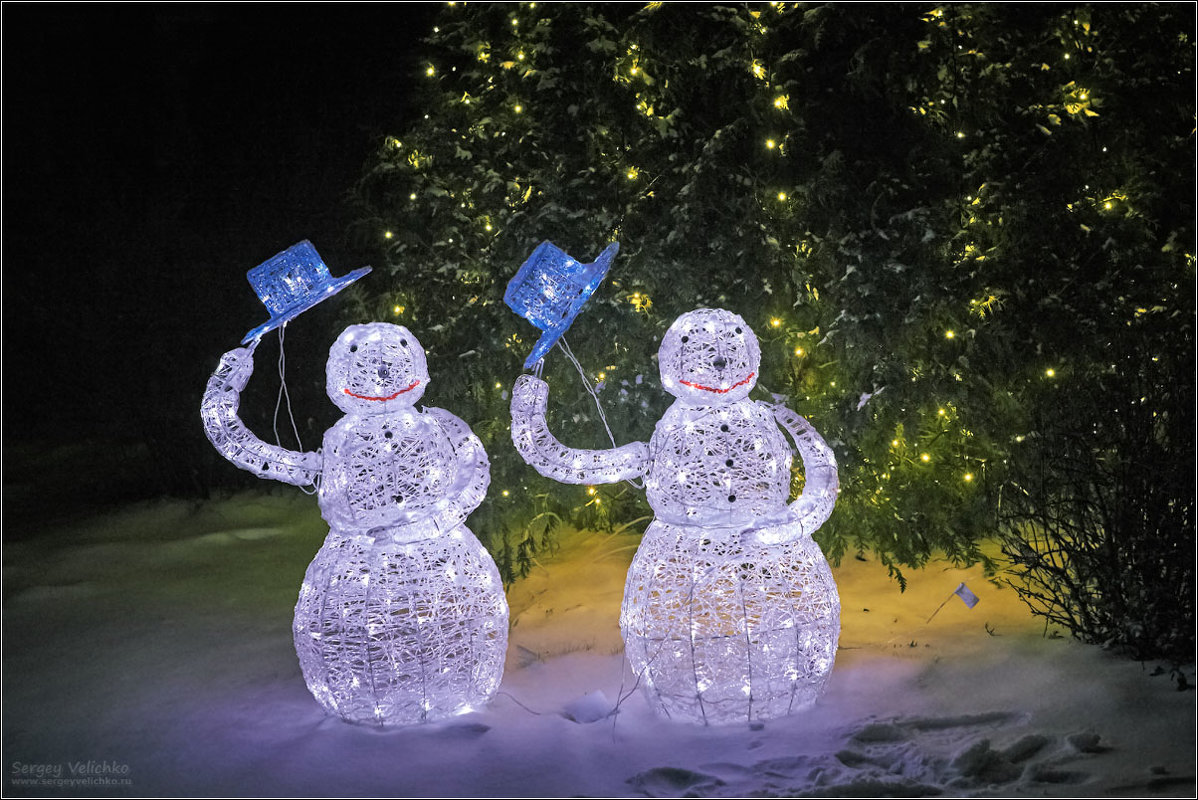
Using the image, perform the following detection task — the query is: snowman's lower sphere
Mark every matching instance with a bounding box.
[293,526,508,725]
[620,521,840,725]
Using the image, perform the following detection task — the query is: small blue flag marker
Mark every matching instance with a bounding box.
[927,582,981,623]
[953,582,980,609]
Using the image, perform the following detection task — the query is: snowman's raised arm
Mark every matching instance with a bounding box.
[424,406,491,529]
[201,346,322,487]
[768,402,839,535]
[511,374,648,484]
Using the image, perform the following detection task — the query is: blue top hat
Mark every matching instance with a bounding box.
[241,240,371,344]
[505,240,619,368]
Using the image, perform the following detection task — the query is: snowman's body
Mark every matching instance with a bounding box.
[317,409,458,533]
[203,323,507,725]
[512,308,840,725]
[646,399,791,527]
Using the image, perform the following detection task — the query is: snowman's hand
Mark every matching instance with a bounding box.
[215,346,255,393]
[425,407,490,527]
[513,374,550,413]
[739,506,802,546]
[511,375,648,485]
[201,347,322,487]
[768,402,839,534]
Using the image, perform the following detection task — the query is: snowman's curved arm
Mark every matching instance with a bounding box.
[767,401,839,535]
[424,406,491,529]
[511,375,649,485]
[201,346,322,487]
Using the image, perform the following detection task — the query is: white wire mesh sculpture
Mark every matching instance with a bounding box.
[511,308,840,725]
[203,322,508,725]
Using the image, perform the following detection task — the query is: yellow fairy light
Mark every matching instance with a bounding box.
[514,104,523,113]
[384,231,393,239]
[938,408,946,416]
[502,490,510,497]
[794,347,804,357]
[392,305,405,316]
[1045,368,1056,378]
[891,439,900,448]
[773,94,789,110]
[770,317,782,328]
[626,166,640,180]
[587,486,596,495]
[945,330,955,339]
[409,193,417,201]
[777,191,788,201]
[964,473,974,482]
[766,139,776,149]
[426,65,436,77]
[750,60,766,80]
[921,453,931,462]
[629,291,652,312]
[495,382,502,389]
[956,131,965,139]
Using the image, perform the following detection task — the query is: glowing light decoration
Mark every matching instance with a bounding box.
[504,240,619,368]
[511,308,840,725]
[240,240,371,345]
[203,322,507,725]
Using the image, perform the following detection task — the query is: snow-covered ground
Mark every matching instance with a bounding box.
[3,492,1194,797]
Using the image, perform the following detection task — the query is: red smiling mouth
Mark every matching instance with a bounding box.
[343,380,421,401]
[678,372,755,394]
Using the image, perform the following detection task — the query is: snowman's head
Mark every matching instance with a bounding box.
[659,308,760,404]
[327,323,429,414]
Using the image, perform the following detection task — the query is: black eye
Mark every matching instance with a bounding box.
[349,345,358,353]
[681,336,689,343]
[735,327,742,334]
[400,339,408,347]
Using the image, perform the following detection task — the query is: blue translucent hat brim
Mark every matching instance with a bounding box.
[522,243,618,369]
[242,266,372,344]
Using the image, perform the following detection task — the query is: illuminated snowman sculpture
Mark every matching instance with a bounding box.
[202,241,507,725]
[511,305,840,725]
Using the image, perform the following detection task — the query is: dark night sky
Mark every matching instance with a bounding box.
[3,4,438,456]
